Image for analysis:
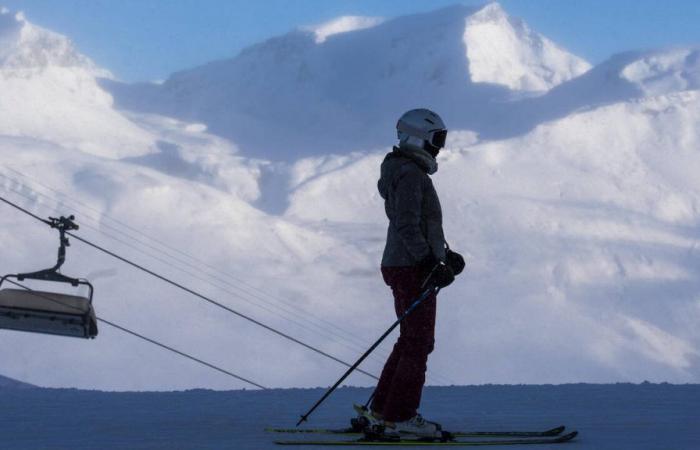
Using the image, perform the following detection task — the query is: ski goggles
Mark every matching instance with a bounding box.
[397,121,448,148]
[429,129,447,148]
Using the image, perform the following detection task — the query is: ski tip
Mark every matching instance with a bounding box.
[557,431,578,442]
[545,425,566,436]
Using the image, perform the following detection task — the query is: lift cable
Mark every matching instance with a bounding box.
[0,193,379,381]
[0,169,394,366]
[0,169,456,386]
[1,166,377,354]
[4,278,267,390]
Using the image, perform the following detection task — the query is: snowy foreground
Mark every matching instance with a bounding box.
[2,382,698,449]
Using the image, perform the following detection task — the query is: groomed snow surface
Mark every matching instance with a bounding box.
[1,382,699,449]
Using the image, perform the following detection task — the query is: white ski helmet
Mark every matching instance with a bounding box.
[396,108,447,154]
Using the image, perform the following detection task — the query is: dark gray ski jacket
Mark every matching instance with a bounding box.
[378,146,446,267]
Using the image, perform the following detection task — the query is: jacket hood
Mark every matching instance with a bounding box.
[394,145,438,174]
[378,146,437,200]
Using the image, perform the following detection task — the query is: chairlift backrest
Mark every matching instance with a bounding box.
[0,283,97,339]
[0,215,98,339]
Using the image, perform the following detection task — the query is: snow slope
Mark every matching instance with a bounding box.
[103,3,590,160]
[0,3,700,392]
[2,384,699,449]
[621,48,700,96]
[285,89,700,385]
[1,111,402,391]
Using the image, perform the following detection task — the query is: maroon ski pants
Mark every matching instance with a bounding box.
[370,266,437,422]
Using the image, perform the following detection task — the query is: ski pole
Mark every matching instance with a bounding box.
[296,284,440,426]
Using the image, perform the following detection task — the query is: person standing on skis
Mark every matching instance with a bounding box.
[357,108,465,438]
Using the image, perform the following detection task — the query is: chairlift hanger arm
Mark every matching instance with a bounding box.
[49,215,79,270]
[16,215,84,288]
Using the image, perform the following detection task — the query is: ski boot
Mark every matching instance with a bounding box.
[383,413,450,441]
[351,404,385,434]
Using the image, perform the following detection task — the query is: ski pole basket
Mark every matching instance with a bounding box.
[0,216,98,339]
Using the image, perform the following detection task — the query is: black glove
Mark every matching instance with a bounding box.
[430,264,455,288]
[419,254,455,289]
[446,249,465,275]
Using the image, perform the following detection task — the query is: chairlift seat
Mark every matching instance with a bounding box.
[0,288,98,339]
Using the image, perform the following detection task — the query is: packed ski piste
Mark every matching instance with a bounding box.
[266,110,578,446]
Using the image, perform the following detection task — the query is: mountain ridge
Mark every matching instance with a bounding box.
[0,373,36,389]
[102,3,590,160]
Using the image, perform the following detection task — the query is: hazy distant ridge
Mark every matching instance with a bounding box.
[0,374,35,389]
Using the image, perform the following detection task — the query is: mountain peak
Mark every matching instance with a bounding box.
[463,2,590,91]
[473,1,508,19]
[0,8,109,76]
[304,15,384,44]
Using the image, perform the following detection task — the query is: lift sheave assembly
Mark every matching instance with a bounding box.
[0,215,97,339]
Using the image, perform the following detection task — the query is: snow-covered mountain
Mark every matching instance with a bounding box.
[463,3,590,91]
[0,3,700,391]
[103,3,590,160]
[0,8,154,158]
[0,8,104,72]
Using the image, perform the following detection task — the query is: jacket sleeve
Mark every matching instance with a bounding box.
[393,167,431,262]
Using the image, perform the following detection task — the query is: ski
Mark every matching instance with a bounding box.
[274,431,578,446]
[267,425,566,438]
[267,427,360,435]
[454,426,566,438]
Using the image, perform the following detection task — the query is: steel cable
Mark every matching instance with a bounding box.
[3,279,266,389]
[0,190,379,381]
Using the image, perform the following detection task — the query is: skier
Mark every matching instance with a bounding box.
[357,109,465,438]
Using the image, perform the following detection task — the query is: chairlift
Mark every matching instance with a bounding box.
[0,215,97,339]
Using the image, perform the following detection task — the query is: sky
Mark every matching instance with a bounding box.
[2,0,700,82]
